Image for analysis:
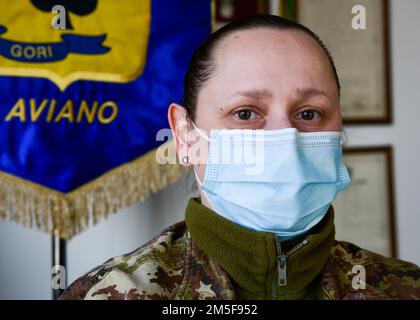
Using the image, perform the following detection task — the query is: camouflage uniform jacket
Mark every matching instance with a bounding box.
[60,221,420,300]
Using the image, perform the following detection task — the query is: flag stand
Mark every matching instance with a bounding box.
[52,234,67,300]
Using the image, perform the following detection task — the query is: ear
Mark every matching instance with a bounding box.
[168,103,191,167]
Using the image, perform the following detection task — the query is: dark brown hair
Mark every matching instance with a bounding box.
[183,14,340,120]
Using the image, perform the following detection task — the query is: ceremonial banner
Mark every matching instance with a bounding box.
[0,0,212,238]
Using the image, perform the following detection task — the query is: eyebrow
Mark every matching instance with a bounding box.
[293,87,330,100]
[236,88,273,100]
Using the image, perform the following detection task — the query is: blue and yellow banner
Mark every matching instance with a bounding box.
[0,0,212,238]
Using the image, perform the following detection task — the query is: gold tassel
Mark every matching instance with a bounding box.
[0,140,187,239]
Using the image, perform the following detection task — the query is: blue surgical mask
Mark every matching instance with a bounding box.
[192,125,350,240]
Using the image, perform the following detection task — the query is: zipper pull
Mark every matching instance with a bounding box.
[277,253,287,286]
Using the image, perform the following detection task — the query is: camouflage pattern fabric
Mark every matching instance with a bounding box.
[60,221,420,300]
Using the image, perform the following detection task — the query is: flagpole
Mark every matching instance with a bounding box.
[52,233,67,300]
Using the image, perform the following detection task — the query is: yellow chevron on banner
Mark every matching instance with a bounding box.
[0,0,151,90]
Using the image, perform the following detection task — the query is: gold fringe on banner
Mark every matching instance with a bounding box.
[0,140,187,239]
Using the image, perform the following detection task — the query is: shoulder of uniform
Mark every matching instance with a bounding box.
[326,240,420,299]
[59,221,188,300]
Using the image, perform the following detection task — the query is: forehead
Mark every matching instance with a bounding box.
[205,28,336,96]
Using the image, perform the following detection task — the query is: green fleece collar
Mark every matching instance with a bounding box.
[185,197,335,300]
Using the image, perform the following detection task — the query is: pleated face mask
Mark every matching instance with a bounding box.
[192,125,350,240]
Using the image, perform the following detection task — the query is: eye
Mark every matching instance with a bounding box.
[234,109,258,121]
[295,109,322,121]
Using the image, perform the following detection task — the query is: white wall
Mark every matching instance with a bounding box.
[1,0,419,299]
[344,0,420,264]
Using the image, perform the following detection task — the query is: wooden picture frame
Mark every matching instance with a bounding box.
[295,0,392,124]
[213,0,269,30]
[332,146,397,257]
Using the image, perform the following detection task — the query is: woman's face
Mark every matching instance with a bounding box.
[169,28,342,202]
[194,28,341,133]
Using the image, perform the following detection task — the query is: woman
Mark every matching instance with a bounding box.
[61,14,420,300]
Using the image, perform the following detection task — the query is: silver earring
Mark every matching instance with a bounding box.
[182,155,189,164]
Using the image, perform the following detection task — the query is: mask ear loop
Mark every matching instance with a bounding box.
[187,118,215,208]
[181,114,191,164]
[193,159,215,209]
[340,129,348,146]
[182,116,210,164]
[181,124,189,164]
[187,117,209,186]
[190,119,210,142]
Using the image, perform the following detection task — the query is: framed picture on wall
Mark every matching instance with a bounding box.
[214,0,269,30]
[332,146,397,257]
[296,0,392,124]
